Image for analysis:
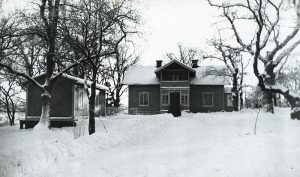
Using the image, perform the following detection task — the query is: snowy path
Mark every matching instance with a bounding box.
[1,108,300,177]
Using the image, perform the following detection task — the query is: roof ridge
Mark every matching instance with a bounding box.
[154,60,196,73]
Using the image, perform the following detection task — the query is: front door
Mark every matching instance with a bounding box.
[169,92,181,117]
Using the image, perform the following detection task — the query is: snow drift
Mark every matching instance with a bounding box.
[0,108,300,177]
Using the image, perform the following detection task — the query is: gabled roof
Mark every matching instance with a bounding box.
[24,73,108,90]
[154,60,196,74]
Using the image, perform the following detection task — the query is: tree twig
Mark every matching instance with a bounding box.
[254,108,261,135]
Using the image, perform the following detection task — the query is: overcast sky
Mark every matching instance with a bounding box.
[136,0,218,66]
[2,0,300,104]
[1,0,220,66]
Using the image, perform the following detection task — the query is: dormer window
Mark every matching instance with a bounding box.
[172,74,180,80]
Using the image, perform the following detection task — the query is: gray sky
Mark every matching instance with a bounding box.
[1,0,299,84]
[2,0,300,105]
[1,0,219,66]
[136,0,218,66]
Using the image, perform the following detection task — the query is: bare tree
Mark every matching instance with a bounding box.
[0,74,22,126]
[166,43,200,65]
[17,34,46,77]
[278,59,300,95]
[205,35,250,111]
[61,0,139,134]
[208,0,300,119]
[101,44,140,107]
[0,0,85,129]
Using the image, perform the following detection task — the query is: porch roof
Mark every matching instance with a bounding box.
[23,73,108,90]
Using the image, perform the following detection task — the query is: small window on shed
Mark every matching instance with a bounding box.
[227,95,233,107]
[139,92,149,106]
[79,90,84,108]
[203,92,213,107]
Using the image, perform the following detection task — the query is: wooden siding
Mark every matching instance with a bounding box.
[27,77,73,118]
[161,70,189,81]
[190,85,225,112]
[157,62,194,81]
[128,85,160,114]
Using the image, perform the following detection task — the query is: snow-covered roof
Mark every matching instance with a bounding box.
[123,66,160,85]
[62,74,108,90]
[190,74,230,85]
[27,73,108,90]
[123,65,231,86]
[224,86,232,93]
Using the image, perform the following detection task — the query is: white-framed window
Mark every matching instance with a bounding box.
[139,92,149,106]
[78,90,84,108]
[227,95,233,106]
[203,92,213,107]
[162,94,169,105]
[172,74,180,80]
[181,93,188,106]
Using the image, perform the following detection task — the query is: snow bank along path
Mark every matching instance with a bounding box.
[0,108,300,177]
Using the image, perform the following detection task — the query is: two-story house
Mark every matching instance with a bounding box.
[123,59,233,115]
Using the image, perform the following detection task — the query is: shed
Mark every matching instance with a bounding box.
[21,73,107,128]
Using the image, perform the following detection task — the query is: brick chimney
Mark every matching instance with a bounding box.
[156,60,162,68]
[191,59,199,68]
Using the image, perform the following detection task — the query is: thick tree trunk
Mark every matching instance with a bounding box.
[5,97,14,126]
[232,71,239,111]
[273,93,278,107]
[11,109,15,126]
[264,91,274,113]
[88,70,97,135]
[263,62,276,113]
[240,91,244,110]
[37,91,51,128]
[113,89,120,107]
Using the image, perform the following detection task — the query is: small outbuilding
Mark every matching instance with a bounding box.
[21,73,107,129]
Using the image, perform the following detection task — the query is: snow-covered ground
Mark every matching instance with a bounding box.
[1,108,300,177]
[0,112,24,126]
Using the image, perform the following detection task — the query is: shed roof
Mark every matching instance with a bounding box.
[25,73,108,90]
